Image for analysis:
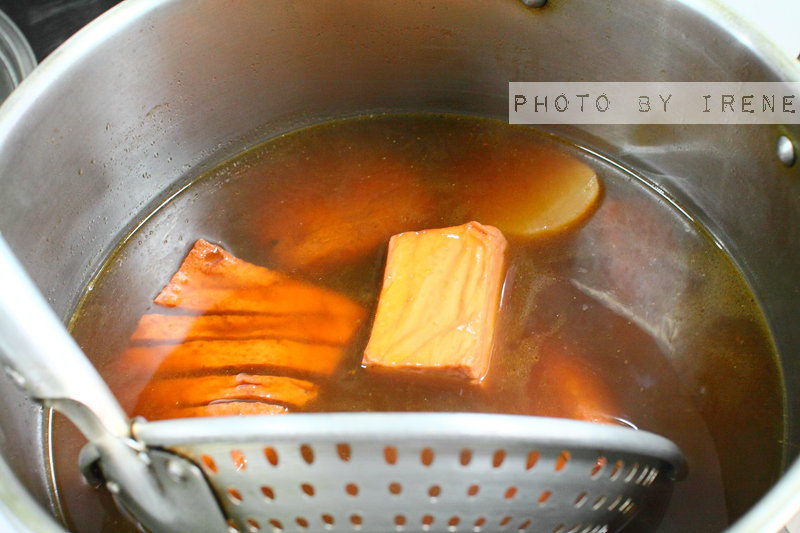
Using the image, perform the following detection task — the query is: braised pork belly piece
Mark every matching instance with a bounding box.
[363,222,507,383]
[122,239,365,420]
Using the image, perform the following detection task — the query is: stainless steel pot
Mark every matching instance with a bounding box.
[0,0,798,532]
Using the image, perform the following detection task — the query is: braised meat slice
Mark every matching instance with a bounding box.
[363,222,507,383]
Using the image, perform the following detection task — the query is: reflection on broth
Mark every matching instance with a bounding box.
[56,114,782,533]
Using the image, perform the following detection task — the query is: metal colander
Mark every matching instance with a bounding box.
[0,235,684,533]
[137,414,682,533]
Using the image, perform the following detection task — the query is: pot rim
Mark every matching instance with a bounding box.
[680,0,800,81]
[0,1,798,532]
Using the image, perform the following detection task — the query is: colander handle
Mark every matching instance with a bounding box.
[0,233,130,441]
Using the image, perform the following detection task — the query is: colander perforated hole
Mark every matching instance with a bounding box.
[493,450,506,468]
[429,485,441,500]
[421,447,435,466]
[346,483,359,497]
[385,446,398,465]
[261,486,275,501]
[474,517,486,531]
[351,514,363,529]
[607,496,622,511]
[609,461,623,481]
[500,516,512,527]
[228,520,241,533]
[555,451,571,472]
[518,520,531,531]
[624,464,638,483]
[231,450,247,471]
[566,524,581,533]
[296,517,309,529]
[635,466,650,485]
[574,492,588,508]
[619,498,634,513]
[644,468,659,486]
[591,457,606,478]
[246,518,260,532]
[321,514,335,528]
[389,482,402,495]
[395,515,406,530]
[337,443,351,462]
[301,483,315,497]
[467,484,480,497]
[504,487,518,500]
[592,495,607,510]
[448,516,460,531]
[228,487,243,504]
[422,515,434,530]
[460,449,472,466]
[300,444,315,465]
[539,491,551,504]
[264,447,279,466]
[553,525,565,533]
[526,451,540,470]
[202,455,218,473]
[268,519,283,532]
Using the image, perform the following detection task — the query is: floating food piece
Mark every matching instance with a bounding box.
[262,155,435,273]
[122,240,366,420]
[134,375,317,421]
[130,313,358,345]
[122,339,344,378]
[155,239,282,301]
[175,402,288,418]
[363,222,507,383]
[154,285,365,316]
[527,347,621,424]
[155,239,363,320]
[461,144,601,236]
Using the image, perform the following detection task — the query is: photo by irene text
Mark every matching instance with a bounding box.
[509,82,800,124]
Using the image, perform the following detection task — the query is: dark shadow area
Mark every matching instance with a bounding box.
[0,0,123,61]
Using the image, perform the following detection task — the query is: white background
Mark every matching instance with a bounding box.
[717,0,800,60]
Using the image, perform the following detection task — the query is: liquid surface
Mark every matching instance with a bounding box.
[54,115,784,533]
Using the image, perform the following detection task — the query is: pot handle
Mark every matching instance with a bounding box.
[0,233,130,441]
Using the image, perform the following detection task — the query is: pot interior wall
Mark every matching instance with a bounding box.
[0,0,798,532]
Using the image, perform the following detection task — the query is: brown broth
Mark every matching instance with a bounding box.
[53,114,784,533]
